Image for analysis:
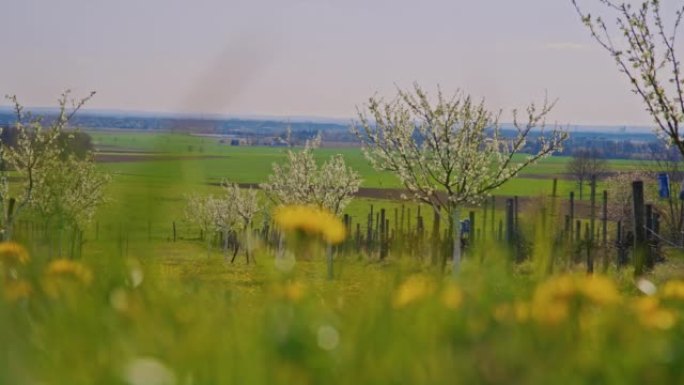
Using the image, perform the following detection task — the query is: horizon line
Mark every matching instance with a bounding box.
[0,104,656,132]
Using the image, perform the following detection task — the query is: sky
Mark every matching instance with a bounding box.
[1,0,682,126]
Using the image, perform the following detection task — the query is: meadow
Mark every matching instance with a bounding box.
[3,130,684,385]
[91,130,647,188]
[85,130,645,249]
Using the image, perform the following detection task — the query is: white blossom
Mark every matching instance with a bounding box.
[184,182,261,252]
[572,0,684,158]
[31,153,111,230]
[260,135,362,215]
[0,91,106,239]
[352,84,567,272]
[352,84,567,214]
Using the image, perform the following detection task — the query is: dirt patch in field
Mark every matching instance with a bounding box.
[213,182,599,219]
[517,173,570,180]
[94,145,158,154]
[517,172,620,180]
[95,153,230,163]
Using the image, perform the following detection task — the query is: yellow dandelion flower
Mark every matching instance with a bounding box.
[644,309,677,330]
[579,275,621,305]
[533,274,576,305]
[493,301,531,323]
[632,296,660,313]
[3,280,32,302]
[513,301,531,323]
[272,281,307,302]
[532,301,569,326]
[45,259,93,284]
[441,282,464,310]
[393,274,435,308]
[493,303,513,323]
[273,205,346,244]
[632,297,677,330]
[529,274,620,327]
[284,281,306,302]
[661,280,684,300]
[533,274,621,307]
[0,242,30,267]
[43,259,93,298]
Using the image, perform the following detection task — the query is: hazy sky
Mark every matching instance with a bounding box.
[2,0,682,125]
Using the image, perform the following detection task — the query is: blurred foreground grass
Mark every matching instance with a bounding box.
[4,237,684,385]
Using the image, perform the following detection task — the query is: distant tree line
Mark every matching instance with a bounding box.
[0,110,668,160]
[0,124,94,163]
[520,132,660,159]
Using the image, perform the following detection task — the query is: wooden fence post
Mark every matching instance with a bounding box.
[616,220,624,267]
[469,211,476,242]
[491,196,496,238]
[173,221,177,242]
[602,189,609,271]
[632,181,646,276]
[400,205,405,235]
[569,191,575,241]
[375,212,380,247]
[355,223,361,251]
[368,205,374,247]
[483,199,488,241]
[588,175,596,273]
[505,199,515,245]
[645,204,654,269]
[366,212,373,251]
[379,209,386,259]
[513,196,519,235]
[407,208,412,235]
[602,190,608,244]
[394,208,398,235]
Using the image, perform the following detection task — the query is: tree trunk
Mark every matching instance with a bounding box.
[223,229,229,260]
[244,227,251,264]
[452,206,462,276]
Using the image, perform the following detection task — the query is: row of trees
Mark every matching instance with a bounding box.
[187,85,569,271]
[183,0,684,275]
[184,134,363,258]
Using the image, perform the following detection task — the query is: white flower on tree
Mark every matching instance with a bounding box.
[1,91,108,240]
[572,0,684,157]
[352,84,567,273]
[32,153,111,232]
[260,135,362,216]
[184,182,260,261]
[222,182,260,230]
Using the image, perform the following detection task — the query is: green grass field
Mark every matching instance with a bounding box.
[5,130,684,384]
[91,131,651,186]
[86,131,620,244]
